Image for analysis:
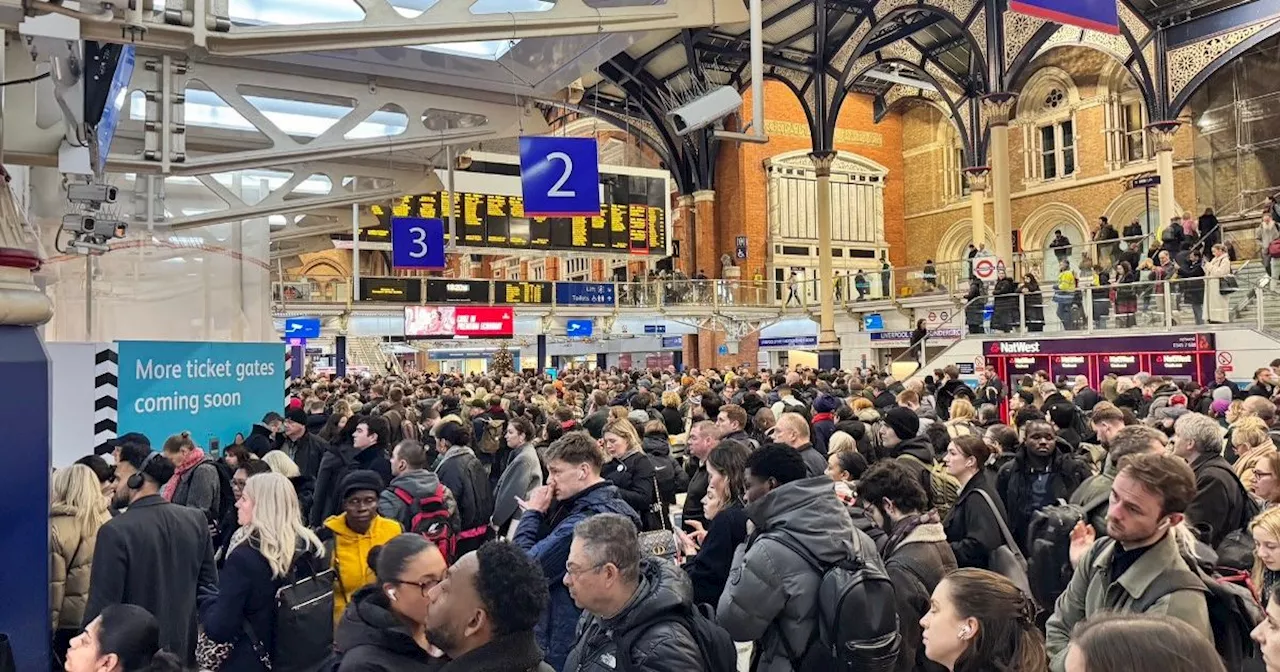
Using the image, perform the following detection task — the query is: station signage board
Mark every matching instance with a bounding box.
[404,306,514,339]
[359,277,422,303]
[494,280,553,305]
[424,279,491,304]
[555,282,615,306]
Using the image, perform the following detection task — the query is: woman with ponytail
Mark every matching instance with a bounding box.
[65,604,186,672]
[334,534,448,671]
[919,568,1047,672]
[198,472,325,671]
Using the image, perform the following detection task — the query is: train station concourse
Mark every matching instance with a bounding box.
[7,0,1280,667]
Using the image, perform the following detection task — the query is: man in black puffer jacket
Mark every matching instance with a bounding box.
[562,514,719,672]
[996,419,1091,554]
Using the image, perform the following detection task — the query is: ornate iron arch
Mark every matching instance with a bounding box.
[1167,20,1280,118]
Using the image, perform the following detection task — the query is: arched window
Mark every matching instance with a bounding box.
[1100,61,1151,167]
[1018,67,1081,183]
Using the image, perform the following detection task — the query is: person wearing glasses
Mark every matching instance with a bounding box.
[335,534,448,671]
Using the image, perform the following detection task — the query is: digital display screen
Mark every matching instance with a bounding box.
[368,174,668,255]
[359,277,422,303]
[423,279,491,304]
[566,319,594,338]
[494,281,553,305]
[404,306,514,339]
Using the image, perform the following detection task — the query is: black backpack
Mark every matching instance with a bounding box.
[766,533,900,672]
[1116,538,1263,670]
[203,460,236,528]
[617,602,737,672]
[254,552,337,672]
[1026,491,1108,611]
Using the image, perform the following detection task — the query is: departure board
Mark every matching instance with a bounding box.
[494,280,553,305]
[369,174,669,256]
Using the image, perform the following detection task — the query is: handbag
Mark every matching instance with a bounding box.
[195,623,272,671]
[973,490,1035,604]
[1220,275,1239,295]
[639,473,677,561]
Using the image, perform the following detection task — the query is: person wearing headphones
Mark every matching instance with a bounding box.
[82,436,218,667]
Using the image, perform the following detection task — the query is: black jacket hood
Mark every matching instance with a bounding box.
[642,434,672,458]
[336,585,435,662]
[892,434,935,464]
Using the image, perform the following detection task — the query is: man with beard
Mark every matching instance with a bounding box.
[83,438,217,665]
[1045,452,1210,672]
[424,541,554,672]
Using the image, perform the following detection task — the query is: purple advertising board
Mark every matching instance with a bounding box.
[983,333,1216,388]
[984,333,1213,357]
[1010,0,1120,35]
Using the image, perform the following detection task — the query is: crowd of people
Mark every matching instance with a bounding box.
[46,360,1280,672]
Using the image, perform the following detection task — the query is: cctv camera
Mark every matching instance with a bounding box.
[667,86,742,136]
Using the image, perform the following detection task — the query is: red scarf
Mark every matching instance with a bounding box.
[162,448,207,501]
[812,412,834,424]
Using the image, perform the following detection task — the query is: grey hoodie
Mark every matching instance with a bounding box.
[718,477,883,672]
[377,468,458,534]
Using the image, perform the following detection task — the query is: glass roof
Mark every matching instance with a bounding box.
[227,0,554,60]
[128,89,410,138]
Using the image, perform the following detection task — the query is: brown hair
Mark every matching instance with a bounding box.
[950,434,991,469]
[1069,612,1225,672]
[543,432,607,473]
[945,568,1046,672]
[718,404,748,430]
[162,431,195,455]
[1089,401,1124,425]
[1116,452,1197,515]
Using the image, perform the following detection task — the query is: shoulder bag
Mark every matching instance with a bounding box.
[972,489,1035,604]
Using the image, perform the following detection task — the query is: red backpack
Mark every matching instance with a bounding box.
[392,483,460,564]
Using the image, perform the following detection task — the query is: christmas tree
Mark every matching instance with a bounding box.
[491,348,514,374]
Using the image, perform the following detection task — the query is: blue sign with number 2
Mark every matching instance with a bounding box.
[519,136,601,217]
[391,217,445,269]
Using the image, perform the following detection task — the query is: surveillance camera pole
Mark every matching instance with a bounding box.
[714,0,769,144]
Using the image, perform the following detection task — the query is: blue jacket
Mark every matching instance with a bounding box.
[513,482,639,672]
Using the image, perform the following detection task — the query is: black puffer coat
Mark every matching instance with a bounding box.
[603,450,661,531]
[562,558,708,672]
[995,444,1091,553]
[334,585,442,672]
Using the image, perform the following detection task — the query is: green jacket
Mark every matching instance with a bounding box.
[1068,455,1119,535]
[1044,530,1211,672]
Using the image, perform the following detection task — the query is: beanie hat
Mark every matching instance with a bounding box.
[885,406,921,441]
[338,469,384,502]
[285,408,308,425]
[1211,398,1232,416]
[1169,393,1188,407]
[813,394,840,414]
[1213,386,1234,402]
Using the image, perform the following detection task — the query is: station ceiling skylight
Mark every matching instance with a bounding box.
[228,0,554,61]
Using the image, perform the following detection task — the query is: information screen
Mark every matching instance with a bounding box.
[424,279,490,304]
[369,174,668,256]
[404,306,514,339]
[359,278,422,303]
[494,281,553,305]
[984,334,1216,391]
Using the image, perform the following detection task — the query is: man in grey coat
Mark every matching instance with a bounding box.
[718,445,884,672]
[492,417,544,535]
[378,439,459,538]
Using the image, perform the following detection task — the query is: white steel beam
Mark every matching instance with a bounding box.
[8,0,748,57]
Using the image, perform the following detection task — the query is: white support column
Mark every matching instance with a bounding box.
[984,93,1019,264]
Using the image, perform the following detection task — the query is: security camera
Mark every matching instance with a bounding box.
[62,214,98,234]
[67,183,119,207]
[667,86,742,136]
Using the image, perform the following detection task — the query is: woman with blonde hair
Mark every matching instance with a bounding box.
[1233,416,1276,490]
[262,449,314,516]
[1252,507,1280,603]
[51,464,112,661]
[601,417,662,531]
[198,472,327,671]
[1255,451,1280,507]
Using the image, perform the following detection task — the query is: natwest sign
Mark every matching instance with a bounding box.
[990,341,1042,354]
[404,306,514,339]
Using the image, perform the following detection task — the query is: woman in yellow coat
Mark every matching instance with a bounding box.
[316,470,402,624]
[50,464,111,662]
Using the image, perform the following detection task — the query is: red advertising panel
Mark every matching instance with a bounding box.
[404,306,514,339]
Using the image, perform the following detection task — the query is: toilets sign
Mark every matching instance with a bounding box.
[117,341,283,447]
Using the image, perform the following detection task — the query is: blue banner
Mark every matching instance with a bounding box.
[117,341,284,448]
[391,217,446,269]
[1010,0,1119,34]
[284,317,320,339]
[555,282,615,306]
[759,336,818,349]
[519,136,601,216]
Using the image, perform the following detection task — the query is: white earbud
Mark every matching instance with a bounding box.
[958,625,972,640]
[389,589,398,601]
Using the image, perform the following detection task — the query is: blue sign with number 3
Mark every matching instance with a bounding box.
[519,136,601,217]
[391,217,445,269]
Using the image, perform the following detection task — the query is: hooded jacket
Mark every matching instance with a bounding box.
[50,504,96,631]
[717,477,884,672]
[438,631,553,672]
[378,469,459,537]
[513,482,640,672]
[321,514,403,623]
[882,518,956,672]
[245,422,278,458]
[642,433,685,506]
[563,558,708,672]
[335,585,442,671]
[435,445,495,556]
[891,435,941,510]
[310,441,394,527]
[1069,455,1122,536]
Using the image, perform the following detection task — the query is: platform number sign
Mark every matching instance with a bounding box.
[519,136,601,217]
[391,217,445,269]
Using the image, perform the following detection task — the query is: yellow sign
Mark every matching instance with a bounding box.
[764,120,884,147]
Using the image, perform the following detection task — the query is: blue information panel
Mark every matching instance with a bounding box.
[519,136,601,216]
[644,324,667,334]
[1010,0,1118,33]
[117,341,283,447]
[391,217,446,269]
[284,317,321,339]
[567,319,594,338]
[96,44,135,174]
[555,282,615,306]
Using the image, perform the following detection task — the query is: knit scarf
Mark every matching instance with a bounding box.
[162,448,207,501]
[883,510,941,557]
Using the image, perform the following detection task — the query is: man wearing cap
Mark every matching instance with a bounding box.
[877,406,946,511]
[84,437,217,664]
[282,407,327,480]
[245,411,284,458]
[317,470,402,622]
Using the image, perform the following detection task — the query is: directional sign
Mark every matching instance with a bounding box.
[1010,0,1118,34]
[283,317,320,339]
[391,217,446,269]
[567,319,594,338]
[974,257,999,282]
[1131,174,1162,189]
[644,324,667,335]
[519,136,601,217]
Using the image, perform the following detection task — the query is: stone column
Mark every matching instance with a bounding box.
[812,151,840,370]
[965,167,990,249]
[1147,120,1181,229]
[693,190,717,278]
[675,194,695,276]
[983,93,1019,263]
